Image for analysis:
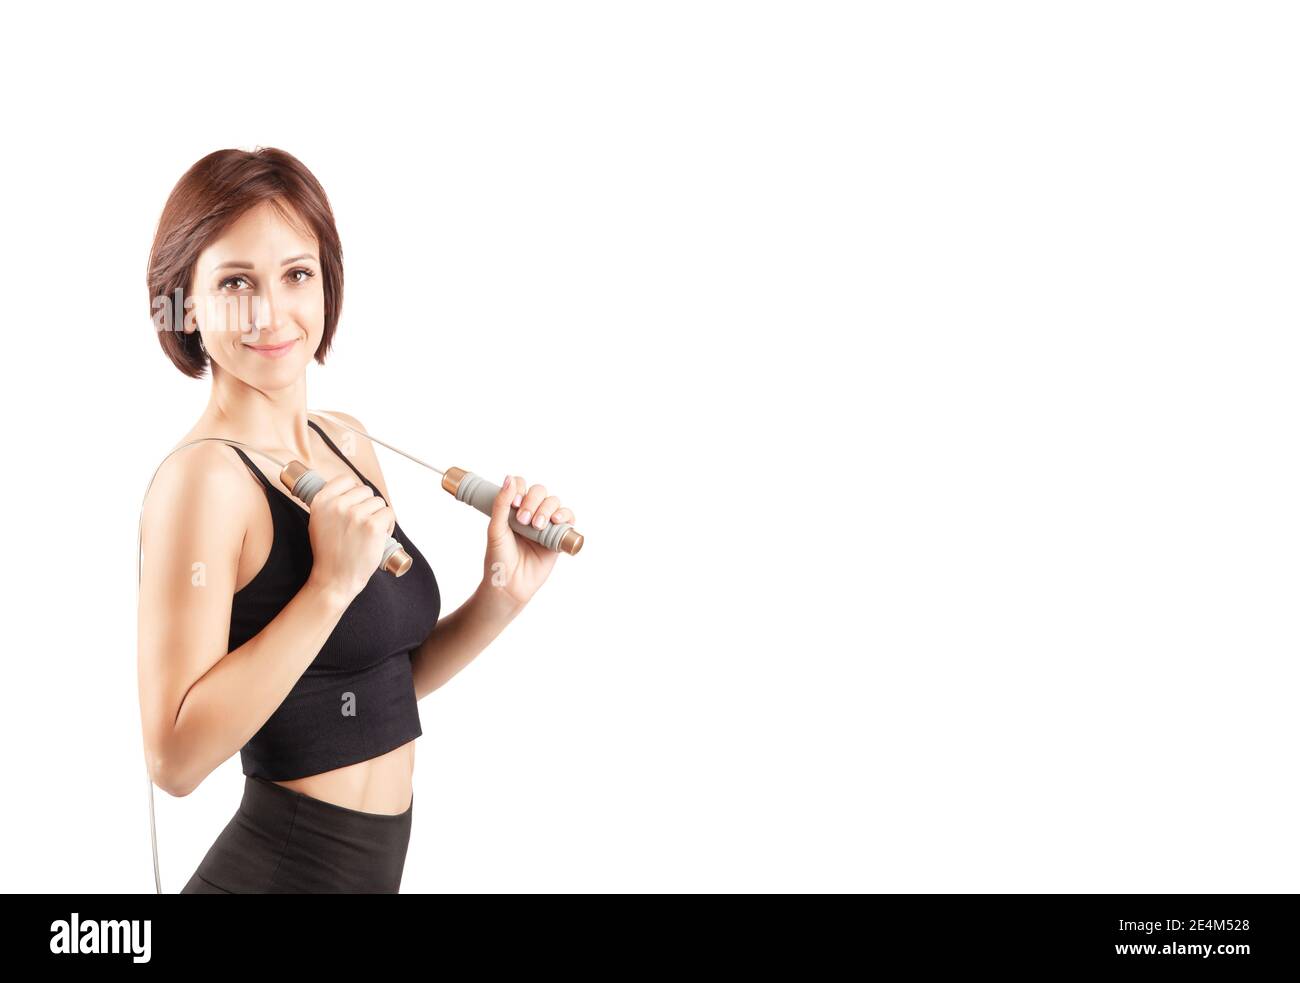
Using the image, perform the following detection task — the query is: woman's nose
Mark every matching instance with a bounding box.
[252,291,274,331]
[251,282,291,333]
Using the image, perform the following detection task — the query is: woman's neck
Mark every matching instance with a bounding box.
[196,371,316,464]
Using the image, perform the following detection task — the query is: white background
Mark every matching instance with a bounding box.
[1,1,1295,892]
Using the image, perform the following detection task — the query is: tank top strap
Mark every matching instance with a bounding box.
[307,418,385,500]
[229,445,277,494]
[229,444,310,525]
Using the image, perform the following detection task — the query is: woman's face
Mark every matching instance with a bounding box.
[189,199,325,385]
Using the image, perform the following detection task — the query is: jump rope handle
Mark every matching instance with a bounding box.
[280,461,414,576]
[442,467,585,555]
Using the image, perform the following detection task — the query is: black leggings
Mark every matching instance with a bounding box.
[180,774,413,894]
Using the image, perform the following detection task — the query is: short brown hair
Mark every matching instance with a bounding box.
[147,147,344,378]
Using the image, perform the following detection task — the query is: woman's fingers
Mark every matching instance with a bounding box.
[515,483,547,525]
[504,477,574,529]
[353,493,388,519]
[527,495,563,529]
[311,473,363,505]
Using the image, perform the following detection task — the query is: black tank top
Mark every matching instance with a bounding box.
[226,419,441,782]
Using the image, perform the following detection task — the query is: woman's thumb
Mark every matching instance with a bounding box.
[487,474,515,544]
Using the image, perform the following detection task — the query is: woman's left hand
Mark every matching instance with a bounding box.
[482,474,576,609]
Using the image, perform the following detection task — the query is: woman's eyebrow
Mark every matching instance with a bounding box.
[210,253,319,273]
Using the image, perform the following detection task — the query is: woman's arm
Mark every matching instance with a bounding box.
[410,579,522,700]
[137,443,353,797]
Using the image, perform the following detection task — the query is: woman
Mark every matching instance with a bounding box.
[137,147,575,893]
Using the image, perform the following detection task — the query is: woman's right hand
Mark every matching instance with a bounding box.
[304,474,396,602]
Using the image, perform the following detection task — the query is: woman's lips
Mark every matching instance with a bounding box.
[244,338,298,359]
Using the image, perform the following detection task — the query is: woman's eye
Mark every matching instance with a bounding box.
[219,275,251,290]
[287,268,316,284]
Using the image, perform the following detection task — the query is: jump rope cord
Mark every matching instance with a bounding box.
[139,411,443,893]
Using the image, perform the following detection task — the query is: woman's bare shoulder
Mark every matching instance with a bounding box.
[140,435,258,538]
[313,408,367,431]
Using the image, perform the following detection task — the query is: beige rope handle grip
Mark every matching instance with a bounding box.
[442,467,584,555]
[279,459,414,576]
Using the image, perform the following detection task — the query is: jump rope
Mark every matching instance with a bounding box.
[136,409,584,892]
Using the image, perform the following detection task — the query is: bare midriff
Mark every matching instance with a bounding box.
[270,739,416,815]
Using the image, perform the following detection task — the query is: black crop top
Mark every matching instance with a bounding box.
[225,419,441,782]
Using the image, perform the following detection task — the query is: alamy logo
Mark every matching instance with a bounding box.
[49,913,151,963]
[342,691,356,716]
